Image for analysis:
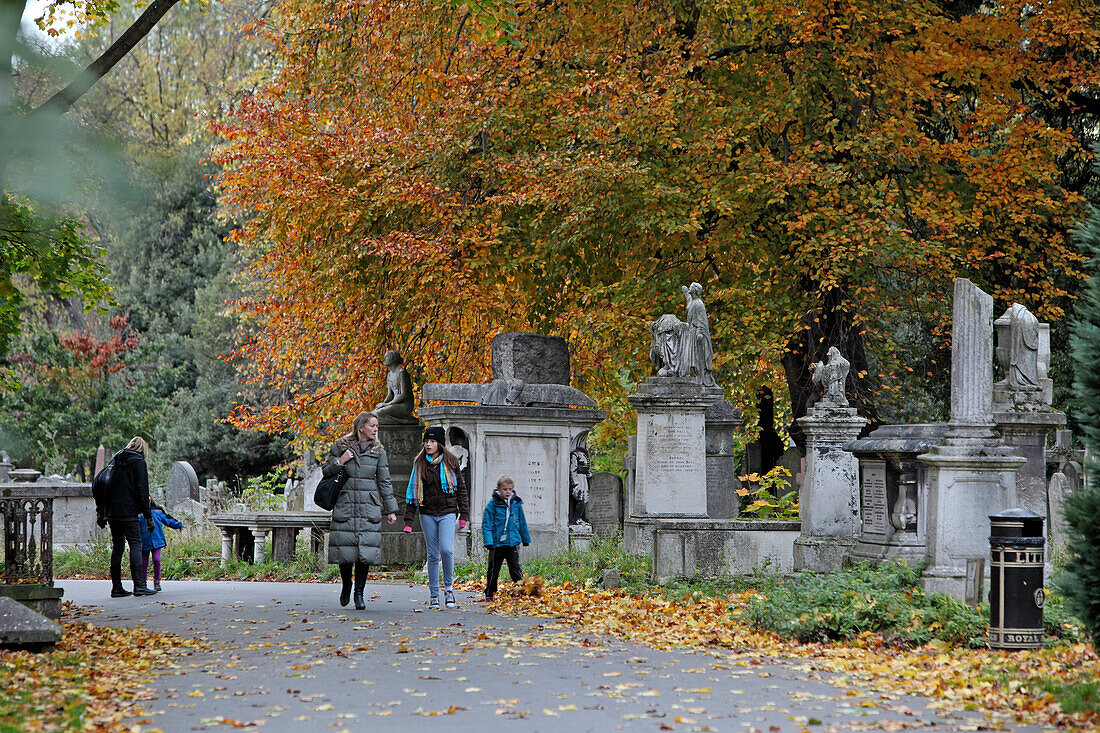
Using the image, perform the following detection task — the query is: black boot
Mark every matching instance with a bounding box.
[354,562,368,610]
[132,563,157,596]
[111,586,131,598]
[339,564,352,607]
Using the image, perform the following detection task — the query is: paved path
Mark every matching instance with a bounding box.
[63,580,1044,732]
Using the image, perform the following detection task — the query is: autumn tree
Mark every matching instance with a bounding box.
[216,0,1100,442]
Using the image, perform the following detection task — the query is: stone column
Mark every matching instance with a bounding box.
[623,377,717,556]
[251,528,269,564]
[705,399,743,519]
[920,279,1025,599]
[219,529,234,568]
[792,405,867,572]
[995,413,1065,518]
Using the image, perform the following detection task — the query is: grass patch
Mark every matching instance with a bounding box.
[1038,676,1100,715]
[455,533,651,590]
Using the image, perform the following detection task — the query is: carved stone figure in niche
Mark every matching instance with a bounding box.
[569,446,593,525]
[811,346,850,408]
[995,303,1041,392]
[681,282,717,389]
[649,313,687,377]
[374,350,418,422]
[890,470,918,531]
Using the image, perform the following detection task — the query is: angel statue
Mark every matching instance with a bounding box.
[811,346,850,408]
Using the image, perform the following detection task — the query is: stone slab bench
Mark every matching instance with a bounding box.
[209,512,331,565]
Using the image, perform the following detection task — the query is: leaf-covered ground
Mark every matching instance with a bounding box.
[468,579,1100,730]
[0,605,206,732]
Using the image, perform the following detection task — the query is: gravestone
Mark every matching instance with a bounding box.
[586,472,624,540]
[490,332,570,385]
[0,596,61,652]
[166,461,199,508]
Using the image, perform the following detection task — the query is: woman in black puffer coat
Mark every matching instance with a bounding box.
[323,412,398,609]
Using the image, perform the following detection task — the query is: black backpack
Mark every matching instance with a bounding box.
[91,460,114,525]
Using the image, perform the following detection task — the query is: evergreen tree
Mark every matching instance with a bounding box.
[1062,145,1100,650]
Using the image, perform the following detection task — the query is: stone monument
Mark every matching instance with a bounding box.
[166,461,203,522]
[919,279,1025,599]
[792,345,868,572]
[847,423,948,564]
[586,471,624,540]
[370,349,427,559]
[991,303,1066,521]
[420,333,605,558]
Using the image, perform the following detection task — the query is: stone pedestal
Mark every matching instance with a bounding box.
[919,445,1024,597]
[623,378,717,556]
[792,406,867,572]
[919,279,1025,599]
[569,522,593,551]
[994,411,1066,520]
[377,420,425,507]
[705,399,743,519]
[376,420,428,562]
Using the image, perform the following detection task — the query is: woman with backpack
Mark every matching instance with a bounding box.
[104,436,157,597]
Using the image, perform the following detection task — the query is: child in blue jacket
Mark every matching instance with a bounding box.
[139,502,183,592]
[481,474,531,600]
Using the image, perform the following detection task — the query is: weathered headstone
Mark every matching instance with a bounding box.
[0,596,61,652]
[166,461,199,508]
[490,332,570,385]
[586,472,624,540]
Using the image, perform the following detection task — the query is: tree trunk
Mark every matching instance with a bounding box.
[782,284,879,448]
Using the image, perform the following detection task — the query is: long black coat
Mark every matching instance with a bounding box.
[324,438,399,565]
[106,449,153,524]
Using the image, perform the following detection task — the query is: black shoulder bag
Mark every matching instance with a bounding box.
[314,467,348,511]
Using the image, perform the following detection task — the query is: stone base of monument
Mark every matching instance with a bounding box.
[630,518,800,583]
[919,443,1025,600]
[377,420,425,501]
[792,535,857,574]
[569,523,593,552]
[0,583,64,621]
[0,596,62,652]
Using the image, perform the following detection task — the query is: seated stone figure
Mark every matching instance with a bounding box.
[373,350,418,423]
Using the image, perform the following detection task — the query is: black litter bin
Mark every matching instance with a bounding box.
[988,508,1045,650]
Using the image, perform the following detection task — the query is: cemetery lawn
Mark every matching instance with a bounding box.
[0,607,206,731]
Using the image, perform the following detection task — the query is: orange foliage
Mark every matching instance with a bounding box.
[214,0,1099,439]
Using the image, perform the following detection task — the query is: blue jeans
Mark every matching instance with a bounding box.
[420,513,456,596]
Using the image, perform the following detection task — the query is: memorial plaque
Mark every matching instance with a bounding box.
[587,472,624,540]
[484,436,559,524]
[860,460,888,535]
[641,410,707,515]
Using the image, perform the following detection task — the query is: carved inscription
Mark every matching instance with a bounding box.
[484,436,558,524]
[586,472,623,540]
[642,411,707,515]
[860,460,888,535]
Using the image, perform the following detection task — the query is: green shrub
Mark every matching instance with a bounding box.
[741,560,988,647]
[54,530,111,577]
